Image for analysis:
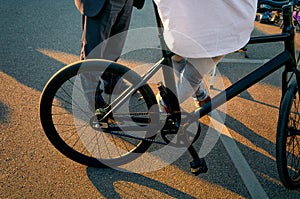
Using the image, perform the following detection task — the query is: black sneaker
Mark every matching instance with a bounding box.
[95,104,113,123]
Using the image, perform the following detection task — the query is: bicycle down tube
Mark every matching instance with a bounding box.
[197,50,293,118]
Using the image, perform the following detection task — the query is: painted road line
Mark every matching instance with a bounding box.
[210,111,269,199]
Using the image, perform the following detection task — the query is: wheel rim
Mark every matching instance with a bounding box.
[40,61,158,167]
[286,93,300,184]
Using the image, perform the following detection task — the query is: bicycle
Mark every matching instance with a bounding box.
[261,0,300,31]
[40,0,300,189]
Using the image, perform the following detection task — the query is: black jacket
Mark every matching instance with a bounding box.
[74,0,145,17]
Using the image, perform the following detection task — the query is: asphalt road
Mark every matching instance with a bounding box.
[1,0,300,198]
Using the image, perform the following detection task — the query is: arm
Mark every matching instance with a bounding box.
[74,0,105,17]
[133,0,145,9]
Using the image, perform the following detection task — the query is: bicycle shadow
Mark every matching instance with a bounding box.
[85,101,300,198]
[196,110,300,195]
[86,167,196,199]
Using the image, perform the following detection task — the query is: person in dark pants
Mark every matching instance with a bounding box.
[74,0,145,110]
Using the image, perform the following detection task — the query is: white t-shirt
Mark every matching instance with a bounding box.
[154,0,258,58]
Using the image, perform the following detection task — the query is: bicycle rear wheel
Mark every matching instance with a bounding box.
[276,81,300,189]
[40,60,159,167]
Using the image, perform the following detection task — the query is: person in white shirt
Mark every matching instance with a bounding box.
[154,0,258,107]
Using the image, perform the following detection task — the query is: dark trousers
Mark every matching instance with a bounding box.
[80,0,133,60]
[79,0,133,110]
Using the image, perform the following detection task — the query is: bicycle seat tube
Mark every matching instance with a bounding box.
[153,1,178,105]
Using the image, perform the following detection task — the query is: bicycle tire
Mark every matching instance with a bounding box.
[276,80,300,189]
[40,60,159,167]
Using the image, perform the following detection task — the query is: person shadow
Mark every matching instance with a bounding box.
[86,167,196,199]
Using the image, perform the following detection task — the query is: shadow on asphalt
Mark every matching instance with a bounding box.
[0,101,10,123]
[86,167,196,199]
[85,107,300,198]
[197,112,300,195]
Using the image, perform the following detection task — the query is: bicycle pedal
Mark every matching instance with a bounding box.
[161,118,179,133]
[190,158,208,176]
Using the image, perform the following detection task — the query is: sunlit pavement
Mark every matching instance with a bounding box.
[1,1,300,198]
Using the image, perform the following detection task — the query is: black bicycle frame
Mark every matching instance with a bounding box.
[106,1,298,125]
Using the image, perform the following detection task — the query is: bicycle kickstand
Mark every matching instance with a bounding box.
[188,144,208,175]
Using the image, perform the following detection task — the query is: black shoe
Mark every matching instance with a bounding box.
[190,158,208,176]
[95,104,113,123]
[161,116,180,133]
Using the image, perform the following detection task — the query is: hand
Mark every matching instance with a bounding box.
[133,0,145,10]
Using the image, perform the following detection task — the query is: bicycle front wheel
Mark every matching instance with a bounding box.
[276,81,300,189]
[40,60,159,167]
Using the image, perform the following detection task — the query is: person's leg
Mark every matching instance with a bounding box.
[101,0,134,94]
[192,56,223,106]
[102,0,133,61]
[81,1,130,60]
[79,0,132,110]
[176,56,224,104]
[79,8,113,110]
[172,54,186,78]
